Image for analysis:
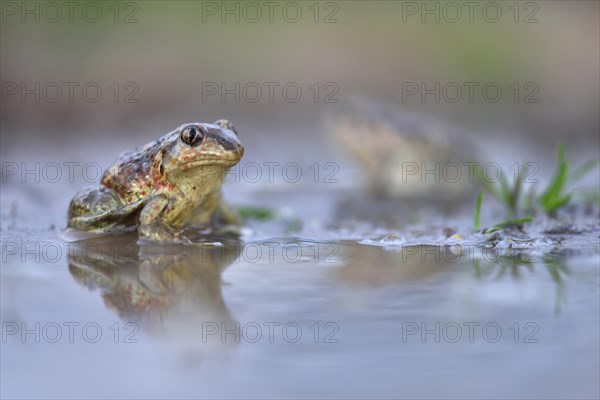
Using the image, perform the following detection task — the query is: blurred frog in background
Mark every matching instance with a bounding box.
[325,98,482,226]
[326,97,480,200]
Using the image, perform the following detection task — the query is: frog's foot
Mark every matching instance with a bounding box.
[138,221,192,245]
[210,202,243,234]
[138,195,192,245]
[211,223,242,237]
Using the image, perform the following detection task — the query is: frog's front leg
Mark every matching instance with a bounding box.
[138,195,190,244]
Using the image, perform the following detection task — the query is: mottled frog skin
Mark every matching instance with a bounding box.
[68,120,244,243]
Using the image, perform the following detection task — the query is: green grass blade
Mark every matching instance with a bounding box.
[540,145,570,212]
[493,217,533,228]
[511,164,527,212]
[547,194,572,211]
[475,165,500,200]
[473,191,484,231]
[237,206,274,220]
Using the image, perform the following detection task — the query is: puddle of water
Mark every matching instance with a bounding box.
[1,136,599,398]
[1,231,598,399]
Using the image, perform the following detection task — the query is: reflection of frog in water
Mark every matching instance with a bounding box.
[67,120,244,243]
[68,234,241,343]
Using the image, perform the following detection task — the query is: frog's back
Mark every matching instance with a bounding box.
[101,133,175,203]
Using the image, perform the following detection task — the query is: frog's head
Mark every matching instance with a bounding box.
[162,120,244,177]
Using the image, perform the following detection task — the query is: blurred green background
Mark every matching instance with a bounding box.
[1,0,598,155]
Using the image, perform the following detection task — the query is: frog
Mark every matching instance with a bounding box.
[67,119,244,243]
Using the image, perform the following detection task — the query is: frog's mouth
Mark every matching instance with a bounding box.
[196,145,244,165]
[178,156,242,176]
[184,154,243,168]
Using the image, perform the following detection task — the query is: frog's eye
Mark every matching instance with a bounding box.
[214,119,238,136]
[180,125,205,146]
